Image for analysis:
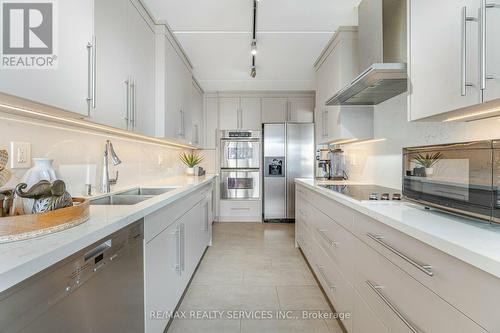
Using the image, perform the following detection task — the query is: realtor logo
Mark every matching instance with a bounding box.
[1,0,57,68]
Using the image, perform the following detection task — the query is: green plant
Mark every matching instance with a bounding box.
[179,152,204,168]
[412,152,443,168]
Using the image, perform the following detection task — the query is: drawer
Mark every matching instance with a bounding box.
[298,221,316,262]
[297,184,354,230]
[313,241,354,332]
[354,240,487,333]
[296,197,314,233]
[310,206,356,282]
[354,211,500,332]
[352,290,388,333]
[219,200,261,222]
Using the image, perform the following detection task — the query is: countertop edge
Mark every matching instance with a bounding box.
[295,178,500,279]
[0,175,217,293]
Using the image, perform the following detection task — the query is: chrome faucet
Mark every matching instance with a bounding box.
[101,140,122,193]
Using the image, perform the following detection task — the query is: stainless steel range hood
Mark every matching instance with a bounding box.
[327,0,407,106]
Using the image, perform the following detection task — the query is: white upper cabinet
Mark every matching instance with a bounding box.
[204,97,219,150]
[315,27,373,144]
[191,82,204,147]
[288,97,314,123]
[0,0,94,116]
[93,0,155,135]
[219,97,240,130]
[240,97,262,130]
[408,0,482,120]
[164,37,193,142]
[483,5,500,102]
[261,97,314,123]
[262,98,288,123]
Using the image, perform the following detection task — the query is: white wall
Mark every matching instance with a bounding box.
[343,93,500,189]
[0,113,190,196]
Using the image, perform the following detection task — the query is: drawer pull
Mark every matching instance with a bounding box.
[366,233,434,277]
[366,280,419,333]
[317,228,339,247]
[316,265,336,292]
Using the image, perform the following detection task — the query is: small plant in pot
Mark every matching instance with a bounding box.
[179,152,204,176]
[412,152,443,176]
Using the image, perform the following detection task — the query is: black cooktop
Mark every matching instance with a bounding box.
[319,184,402,201]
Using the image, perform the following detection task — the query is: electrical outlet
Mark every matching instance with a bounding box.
[10,142,31,169]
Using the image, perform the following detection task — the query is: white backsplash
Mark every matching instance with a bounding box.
[343,93,500,189]
[0,113,191,196]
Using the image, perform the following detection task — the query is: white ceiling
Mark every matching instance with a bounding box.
[143,0,361,91]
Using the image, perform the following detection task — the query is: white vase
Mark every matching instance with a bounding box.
[425,167,434,176]
[14,158,58,214]
[186,167,195,176]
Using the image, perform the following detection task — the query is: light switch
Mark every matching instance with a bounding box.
[10,142,31,169]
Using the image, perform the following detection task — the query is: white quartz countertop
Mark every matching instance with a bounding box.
[0,175,217,293]
[296,178,500,279]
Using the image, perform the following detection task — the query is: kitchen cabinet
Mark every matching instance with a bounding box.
[191,82,204,147]
[261,97,314,123]
[0,0,94,116]
[145,182,213,333]
[93,0,155,135]
[219,97,261,130]
[314,27,372,144]
[204,97,219,150]
[295,183,493,332]
[408,0,482,120]
[483,4,500,102]
[240,97,261,130]
[164,37,193,142]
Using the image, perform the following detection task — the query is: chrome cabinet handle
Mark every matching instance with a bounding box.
[316,264,335,292]
[86,36,97,110]
[317,228,338,247]
[366,233,433,277]
[366,280,419,333]
[171,227,181,274]
[287,100,291,122]
[125,79,130,129]
[180,223,185,273]
[461,7,477,96]
[130,80,136,130]
[480,1,499,93]
[215,128,218,148]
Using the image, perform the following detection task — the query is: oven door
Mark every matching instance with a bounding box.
[221,170,260,200]
[220,140,260,169]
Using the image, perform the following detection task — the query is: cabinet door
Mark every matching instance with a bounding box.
[145,221,182,333]
[205,97,219,149]
[127,0,155,136]
[484,6,500,102]
[93,0,130,129]
[191,83,204,147]
[261,98,287,123]
[408,0,481,120]
[219,97,239,130]
[240,97,261,130]
[288,97,314,123]
[0,0,93,116]
[165,39,185,139]
[182,65,193,144]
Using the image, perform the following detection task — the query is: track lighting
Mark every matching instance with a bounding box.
[251,40,258,55]
[250,66,256,78]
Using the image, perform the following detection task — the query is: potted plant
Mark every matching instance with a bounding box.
[412,152,443,176]
[179,152,204,176]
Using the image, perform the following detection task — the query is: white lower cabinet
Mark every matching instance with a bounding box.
[295,184,491,333]
[144,183,213,333]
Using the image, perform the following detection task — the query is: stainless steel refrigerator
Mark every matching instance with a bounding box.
[263,123,314,222]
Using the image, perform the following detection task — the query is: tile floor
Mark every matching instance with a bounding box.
[168,222,344,333]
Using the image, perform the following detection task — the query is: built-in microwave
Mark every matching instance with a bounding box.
[402,140,500,223]
[220,170,260,200]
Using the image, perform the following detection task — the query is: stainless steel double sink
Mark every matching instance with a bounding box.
[90,187,179,206]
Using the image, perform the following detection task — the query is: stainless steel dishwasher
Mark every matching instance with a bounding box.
[0,220,145,333]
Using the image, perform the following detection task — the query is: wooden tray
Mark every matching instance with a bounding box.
[0,198,90,243]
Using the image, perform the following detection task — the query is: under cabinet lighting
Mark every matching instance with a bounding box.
[348,138,387,146]
[443,107,500,122]
[0,102,197,150]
